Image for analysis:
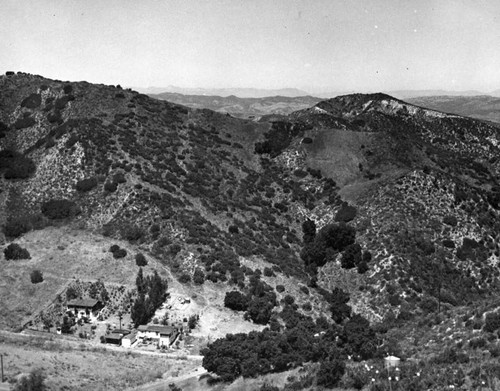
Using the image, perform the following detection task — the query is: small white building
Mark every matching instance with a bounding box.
[122,331,137,348]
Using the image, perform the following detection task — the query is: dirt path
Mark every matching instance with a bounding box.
[131,367,208,391]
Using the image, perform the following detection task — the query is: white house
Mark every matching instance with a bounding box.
[67,299,102,322]
[137,325,178,347]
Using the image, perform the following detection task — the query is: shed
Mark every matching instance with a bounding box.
[384,355,401,369]
[105,333,124,345]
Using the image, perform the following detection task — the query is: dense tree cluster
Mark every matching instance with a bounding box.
[131,268,168,327]
[300,222,356,268]
[75,177,98,192]
[203,298,377,382]
[41,199,79,220]
[223,275,277,325]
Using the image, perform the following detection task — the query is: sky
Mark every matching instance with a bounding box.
[2,0,500,94]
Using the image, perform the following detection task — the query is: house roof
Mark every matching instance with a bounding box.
[67,298,100,308]
[105,333,124,341]
[123,331,137,340]
[138,325,175,335]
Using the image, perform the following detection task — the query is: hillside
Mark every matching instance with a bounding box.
[3,73,500,389]
[148,92,321,118]
[407,95,500,124]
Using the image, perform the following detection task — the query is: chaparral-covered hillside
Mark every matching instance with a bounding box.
[3,72,500,390]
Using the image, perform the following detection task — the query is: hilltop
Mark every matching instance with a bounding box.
[3,72,500,389]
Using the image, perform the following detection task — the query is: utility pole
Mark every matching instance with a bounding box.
[1,353,4,383]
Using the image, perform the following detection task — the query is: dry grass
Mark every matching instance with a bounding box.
[0,225,167,329]
[0,332,201,390]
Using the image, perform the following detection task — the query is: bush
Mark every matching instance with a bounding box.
[135,253,147,266]
[14,368,46,391]
[276,284,285,293]
[63,84,73,94]
[30,269,44,284]
[0,150,36,179]
[224,291,249,311]
[122,225,144,242]
[112,248,127,259]
[484,312,500,333]
[317,359,345,388]
[104,181,118,192]
[3,217,31,238]
[41,199,79,219]
[179,273,191,283]
[341,243,362,269]
[283,295,295,305]
[21,93,42,109]
[75,177,98,192]
[193,268,205,285]
[4,243,31,260]
[335,202,357,222]
[14,114,36,129]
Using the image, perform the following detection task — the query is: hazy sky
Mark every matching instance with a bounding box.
[2,0,500,93]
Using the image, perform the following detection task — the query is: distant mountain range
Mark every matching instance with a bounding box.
[134,86,310,98]
[148,92,321,118]
[407,95,500,124]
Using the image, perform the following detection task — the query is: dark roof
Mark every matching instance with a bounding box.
[123,331,137,340]
[67,298,100,308]
[105,333,124,341]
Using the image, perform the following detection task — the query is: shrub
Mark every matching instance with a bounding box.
[104,181,118,192]
[263,267,274,277]
[135,253,147,266]
[4,243,31,260]
[317,359,345,388]
[30,269,44,284]
[193,268,205,285]
[109,244,120,253]
[276,284,285,293]
[3,217,31,238]
[14,114,36,129]
[75,177,98,192]
[41,199,79,219]
[14,368,46,391]
[0,150,36,179]
[228,225,239,234]
[484,312,500,333]
[224,291,249,311]
[335,202,357,222]
[113,248,127,259]
[122,225,144,242]
[341,243,362,269]
[63,84,73,94]
[283,295,295,305]
[179,273,191,283]
[21,93,42,109]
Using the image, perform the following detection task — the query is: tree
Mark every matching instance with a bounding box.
[301,219,316,243]
[329,287,351,324]
[341,243,362,269]
[4,243,31,260]
[61,316,74,334]
[131,294,148,327]
[135,252,147,266]
[30,269,44,284]
[188,314,199,330]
